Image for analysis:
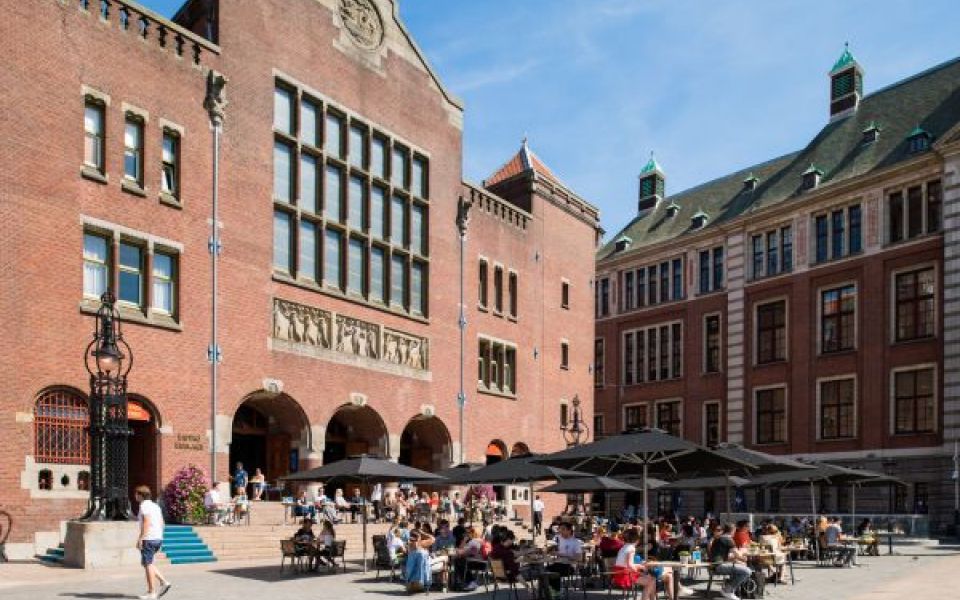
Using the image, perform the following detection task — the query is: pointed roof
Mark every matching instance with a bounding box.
[831,42,859,74]
[640,151,664,175]
[485,138,561,187]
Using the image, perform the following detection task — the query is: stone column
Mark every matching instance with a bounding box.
[724,232,746,444]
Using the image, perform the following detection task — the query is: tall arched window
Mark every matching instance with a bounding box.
[34,389,90,464]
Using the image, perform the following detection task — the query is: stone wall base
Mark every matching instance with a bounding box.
[63,520,140,569]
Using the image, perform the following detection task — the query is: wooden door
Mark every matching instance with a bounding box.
[267,433,291,481]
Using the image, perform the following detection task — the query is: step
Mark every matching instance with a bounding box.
[169,555,218,565]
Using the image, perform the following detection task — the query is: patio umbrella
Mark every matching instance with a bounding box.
[711,443,815,516]
[281,455,443,571]
[540,475,662,493]
[659,475,750,490]
[533,428,754,557]
[748,462,903,556]
[446,454,589,541]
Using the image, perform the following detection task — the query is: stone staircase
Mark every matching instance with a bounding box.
[162,525,216,564]
[37,543,64,564]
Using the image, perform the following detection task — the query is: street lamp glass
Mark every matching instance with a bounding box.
[96,353,119,374]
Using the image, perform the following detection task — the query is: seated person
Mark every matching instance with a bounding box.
[292,518,317,569]
[489,529,527,584]
[315,520,336,568]
[856,519,879,556]
[611,529,657,600]
[598,526,625,558]
[232,488,250,523]
[404,530,438,593]
[732,520,752,549]
[334,489,351,515]
[203,483,230,525]
[824,517,857,566]
[349,489,366,523]
[709,524,752,600]
[759,524,787,583]
[641,539,693,600]
[453,526,485,591]
[433,519,456,551]
[293,490,316,519]
[548,522,583,578]
[386,523,407,561]
[250,468,266,501]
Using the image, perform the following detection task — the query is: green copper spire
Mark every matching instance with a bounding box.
[830,42,858,74]
[640,151,663,174]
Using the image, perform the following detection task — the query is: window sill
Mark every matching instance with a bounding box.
[755,359,787,367]
[121,179,147,197]
[812,250,864,267]
[701,370,723,376]
[817,348,857,358]
[884,232,941,248]
[272,272,429,325]
[891,430,938,437]
[159,192,182,209]
[477,304,489,313]
[748,270,793,283]
[560,365,569,371]
[80,166,108,184]
[753,441,788,447]
[892,335,937,347]
[507,315,518,323]
[561,304,570,310]
[477,386,517,400]
[79,299,182,332]
[816,436,857,442]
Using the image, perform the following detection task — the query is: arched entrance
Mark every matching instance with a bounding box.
[230,393,310,483]
[399,416,452,473]
[510,442,530,457]
[127,395,160,507]
[324,404,389,464]
[486,440,508,465]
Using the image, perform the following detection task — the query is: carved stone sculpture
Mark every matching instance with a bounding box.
[203,70,228,125]
[338,0,384,51]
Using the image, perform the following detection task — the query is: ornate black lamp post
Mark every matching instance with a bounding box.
[79,291,133,521]
[561,395,589,447]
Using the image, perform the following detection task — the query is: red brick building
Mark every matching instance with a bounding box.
[0,0,599,556]
[594,49,960,534]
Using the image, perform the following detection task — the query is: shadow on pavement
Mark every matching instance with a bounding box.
[58,594,138,599]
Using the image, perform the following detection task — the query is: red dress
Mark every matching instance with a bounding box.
[611,565,640,589]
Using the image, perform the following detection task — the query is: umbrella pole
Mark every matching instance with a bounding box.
[810,481,818,559]
[363,478,369,573]
[529,481,536,543]
[725,473,732,519]
[851,484,856,534]
[643,462,649,560]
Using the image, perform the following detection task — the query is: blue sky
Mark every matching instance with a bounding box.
[148,0,959,237]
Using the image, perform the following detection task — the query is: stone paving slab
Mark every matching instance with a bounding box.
[1,551,958,600]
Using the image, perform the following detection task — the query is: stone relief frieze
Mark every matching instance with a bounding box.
[272,298,429,373]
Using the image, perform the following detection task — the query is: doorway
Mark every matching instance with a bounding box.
[127,397,160,510]
[230,393,310,484]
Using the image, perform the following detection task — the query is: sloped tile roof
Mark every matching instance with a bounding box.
[485,139,562,187]
[600,55,960,261]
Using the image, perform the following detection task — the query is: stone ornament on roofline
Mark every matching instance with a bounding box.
[338,0,384,51]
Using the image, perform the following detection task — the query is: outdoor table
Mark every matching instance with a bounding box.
[874,531,904,555]
[645,560,688,600]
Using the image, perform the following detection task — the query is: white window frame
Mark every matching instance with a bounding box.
[749,223,792,280]
[477,334,518,398]
[593,337,605,388]
[752,296,790,366]
[622,402,649,432]
[888,363,938,436]
[560,338,570,370]
[810,201,863,264]
[816,280,858,355]
[752,384,789,446]
[507,268,519,319]
[702,312,723,373]
[884,179,941,245]
[623,320,683,384]
[150,248,177,316]
[122,108,147,187]
[889,262,938,344]
[815,374,858,440]
[702,400,722,446]
[82,231,110,300]
[561,277,571,309]
[654,398,683,436]
[478,256,489,309]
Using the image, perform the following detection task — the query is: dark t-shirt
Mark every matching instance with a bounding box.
[453,525,467,548]
[710,536,735,563]
[234,469,248,487]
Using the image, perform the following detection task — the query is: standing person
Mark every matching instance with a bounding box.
[134,485,171,599]
[371,483,383,521]
[233,462,248,496]
[532,494,545,536]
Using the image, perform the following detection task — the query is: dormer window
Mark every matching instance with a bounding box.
[829,43,863,120]
[906,126,932,154]
[862,121,881,145]
[614,236,633,253]
[743,173,759,191]
[665,201,680,218]
[802,164,823,191]
[691,210,708,230]
[637,152,666,213]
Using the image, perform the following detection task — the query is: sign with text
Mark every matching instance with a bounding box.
[174,434,205,451]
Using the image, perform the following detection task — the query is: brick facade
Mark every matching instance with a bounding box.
[0,0,599,553]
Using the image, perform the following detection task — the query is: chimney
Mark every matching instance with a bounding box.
[829,43,863,121]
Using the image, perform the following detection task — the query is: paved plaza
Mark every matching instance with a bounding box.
[2,548,959,600]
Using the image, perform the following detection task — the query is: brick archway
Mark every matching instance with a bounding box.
[399,415,452,473]
[230,392,311,482]
[324,404,389,464]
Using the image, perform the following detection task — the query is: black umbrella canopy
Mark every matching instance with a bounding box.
[280,455,444,483]
[411,462,485,485]
[447,454,587,485]
[749,462,903,487]
[540,475,663,494]
[659,475,750,490]
[711,443,816,475]
[533,429,754,478]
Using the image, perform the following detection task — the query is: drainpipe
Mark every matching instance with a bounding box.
[456,195,473,465]
[204,71,228,481]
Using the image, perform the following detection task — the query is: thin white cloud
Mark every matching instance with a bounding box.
[448,59,540,93]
